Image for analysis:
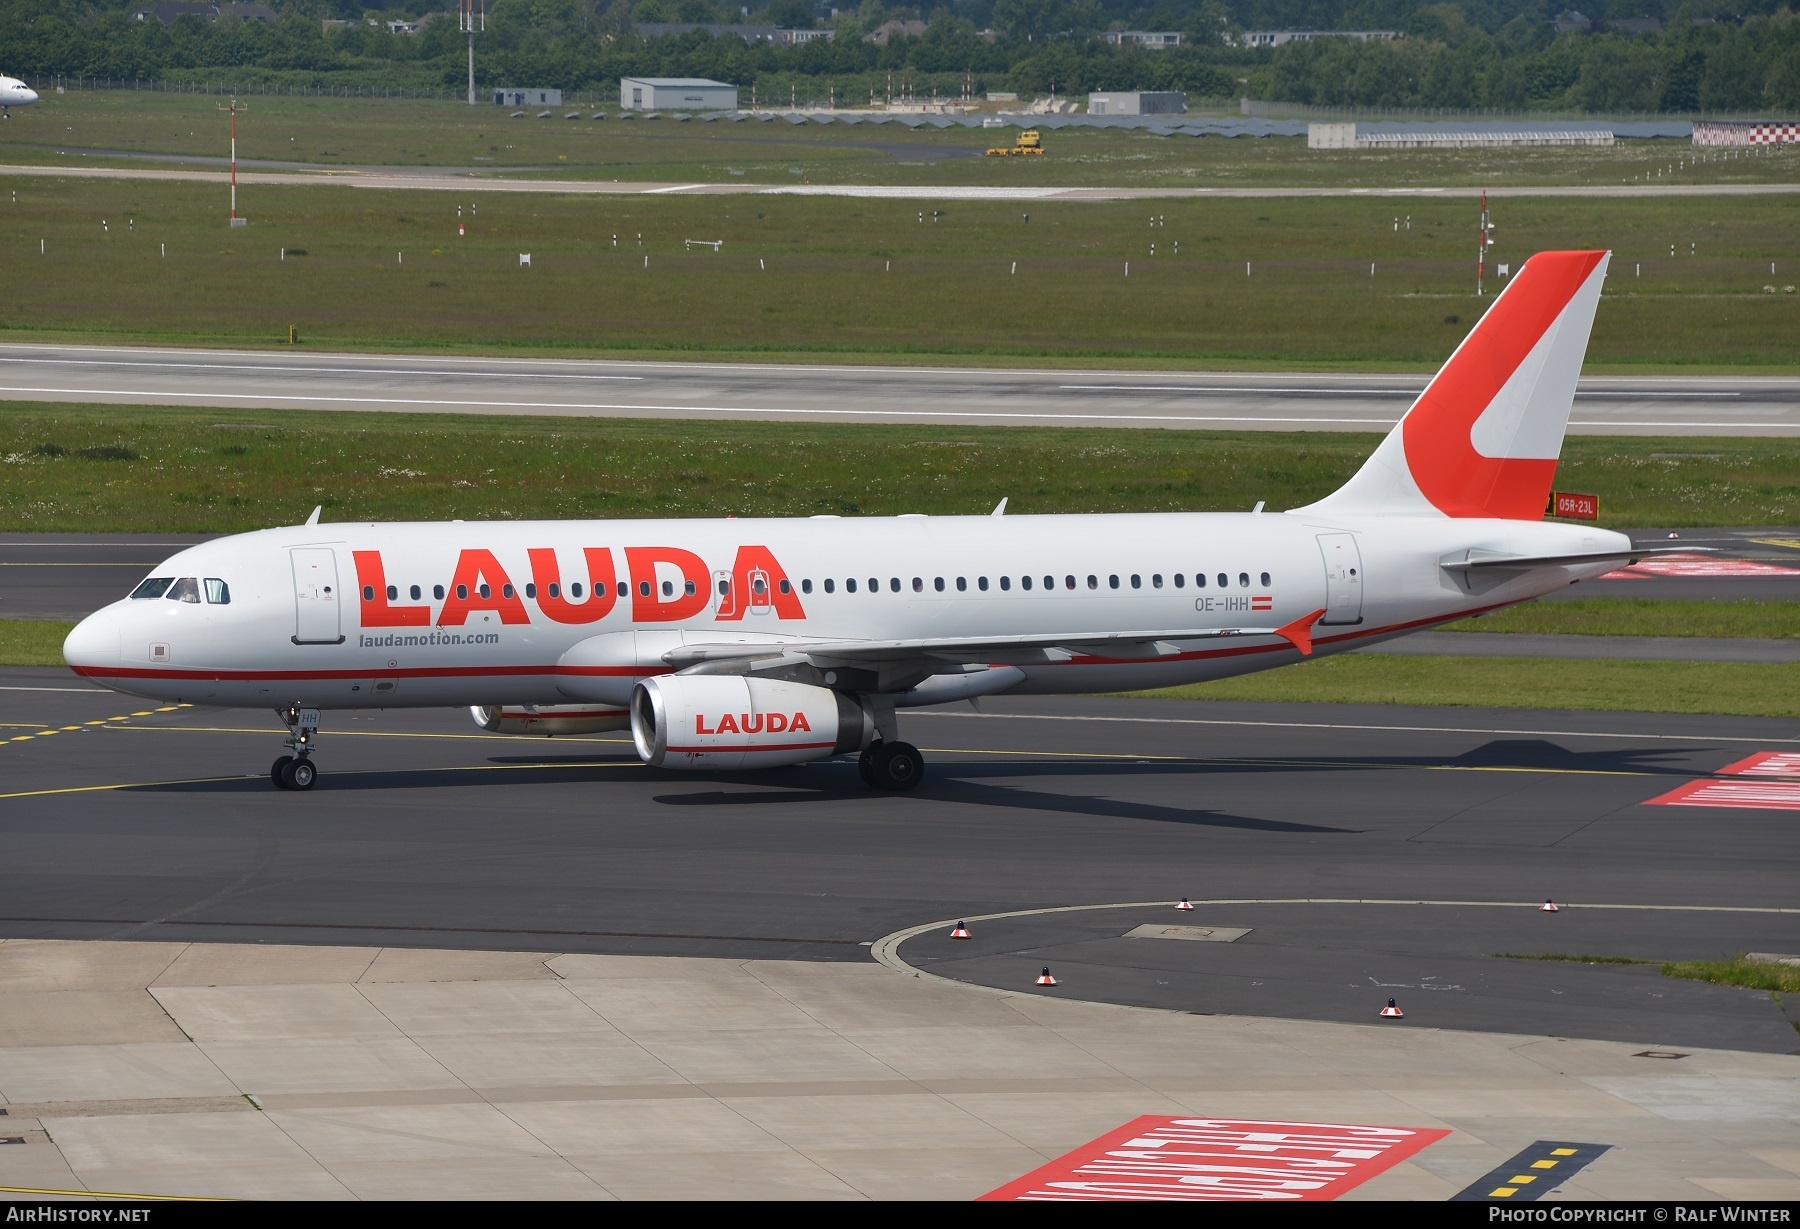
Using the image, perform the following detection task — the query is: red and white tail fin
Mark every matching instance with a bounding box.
[1297,250,1609,520]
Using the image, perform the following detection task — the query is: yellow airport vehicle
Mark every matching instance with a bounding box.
[985,129,1044,157]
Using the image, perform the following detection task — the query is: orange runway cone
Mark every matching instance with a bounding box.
[1540,898,1560,913]
[950,921,971,940]
[1035,967,1058,987]
[1176,897,1194,911]
[1379,997,1404,1019]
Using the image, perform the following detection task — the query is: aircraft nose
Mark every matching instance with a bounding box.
[63,610,121,675]
[24,91,37,102]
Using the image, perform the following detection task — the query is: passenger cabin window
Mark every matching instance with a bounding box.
[525,583,536,599]
[1217,573,1228,589]
[1195,574,1206,589]
[824,579,835,593]
[1131,575,1142,589]
[868,577,878,593]
[478,584,491,599]
[1173,574,1184,588]
[434,585,446,600]
[846,578,857,593]
[956,577,967,592]
[933,578,944,592]
[1087,575,1098,590]
[385,585,398,601]
[1000,576,1011,591]
[801,579,813,594]
[130,577,174,599]
[204,578,231,605]
[890,578,901,593]
[617,581,628,598]
[1261,572,1272,587]
[166,577,201,603]
[1108,575,1119,589]
[1151,574,1162,589]
[779,579,792,595]
[1239,573,1250,588]
[718,579,729,595]
[409,585,422,601]
[978,577,989,591]
[1022,575,1033,590]
[1064,575,1075,590]
[456,585,469,600]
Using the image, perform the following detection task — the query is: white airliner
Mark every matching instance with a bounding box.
[0,76,39,116]
[65,249,1660,792]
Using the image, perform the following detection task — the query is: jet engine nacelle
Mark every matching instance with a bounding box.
[470,704,631,736]
[631,675,874,770]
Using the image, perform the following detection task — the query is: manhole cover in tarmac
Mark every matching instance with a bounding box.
[1124,924,1252,943]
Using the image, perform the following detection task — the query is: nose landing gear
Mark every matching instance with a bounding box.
[271,705,321,790]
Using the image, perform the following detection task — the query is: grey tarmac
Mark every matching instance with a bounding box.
[3,342,1797,435]
[1,678,1795,1054]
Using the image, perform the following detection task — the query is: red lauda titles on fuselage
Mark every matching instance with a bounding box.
[352,545,803,628]
[694,710,812,736]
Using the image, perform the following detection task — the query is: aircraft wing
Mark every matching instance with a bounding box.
[665,608,1329,670]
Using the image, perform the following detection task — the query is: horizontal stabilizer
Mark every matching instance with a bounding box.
[1440,546,1706,571]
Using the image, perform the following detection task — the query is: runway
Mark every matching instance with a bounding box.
[1,678,1795,1052]
[7,161,1800,202]
[4,342,1798,435]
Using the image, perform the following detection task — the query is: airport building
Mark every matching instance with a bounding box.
[619,77,740,111]
[1692,120,1800,146]
[1308,122,1614,149]
[1087,91,1186,116]
[494,88,562,107]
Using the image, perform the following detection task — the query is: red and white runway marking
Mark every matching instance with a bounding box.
[1602,553,1800,580]
[979,1116,1450,1201]
[1645,778,1800,811]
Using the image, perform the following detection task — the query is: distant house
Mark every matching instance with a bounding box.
[633,23,828,45]
[1103,31,1183,48]
[1234,29,1402,48]
[866,19,926,44]
[1608,16,1662,34]
[131,2,275,22]
[130,3,218,21]
[1553,11,1593,34]
[386,20,420,35]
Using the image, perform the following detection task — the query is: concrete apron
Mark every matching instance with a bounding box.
[0,939,1795,1201]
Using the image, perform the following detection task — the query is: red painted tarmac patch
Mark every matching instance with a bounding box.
[1715,751,1800,779]
[1645,778,1800,811]
[978,1116,1450,1201]
[1602,553,1800,580]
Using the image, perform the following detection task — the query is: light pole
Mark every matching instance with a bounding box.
[218,96,246,227]
[461,0,485,106]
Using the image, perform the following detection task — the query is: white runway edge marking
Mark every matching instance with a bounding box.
[0,356,644,382]
[871,899,1798,984]
[0,387,1396,425]
[1065,385,1740,399]
[914,709,1800,745]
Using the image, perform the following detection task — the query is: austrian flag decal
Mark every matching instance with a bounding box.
[979,1116,1450,1201]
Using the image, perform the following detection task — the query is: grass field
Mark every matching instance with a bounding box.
[1143,655,1800,718]
[6,91,1798,190]
[1451,599,1800,638]
[4,175,1798,367]
[6,405,1800,529]
[0,620,74,667]
[1496,952,1800,995]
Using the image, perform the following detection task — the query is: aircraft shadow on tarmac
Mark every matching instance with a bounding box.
[652,778,1353,834]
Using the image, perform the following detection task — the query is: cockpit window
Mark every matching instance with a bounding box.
[166,577,201,603]
[203,578,231,605]
[131,577,174,599]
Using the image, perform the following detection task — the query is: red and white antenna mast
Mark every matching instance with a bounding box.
[218,96,246,227]
[460,0,485,106]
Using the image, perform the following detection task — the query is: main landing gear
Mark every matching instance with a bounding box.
[270,705,321,791]
[858,741,924,791]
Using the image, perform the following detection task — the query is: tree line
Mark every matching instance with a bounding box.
[2,0,1796,113]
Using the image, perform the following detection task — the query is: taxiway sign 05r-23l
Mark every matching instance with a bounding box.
[64,250,1662,792]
